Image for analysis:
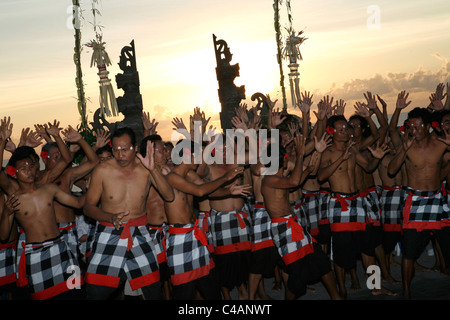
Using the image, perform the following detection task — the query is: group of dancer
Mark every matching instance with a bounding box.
[0,83,450,300]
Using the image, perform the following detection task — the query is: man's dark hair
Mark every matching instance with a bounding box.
[7,146,38,169]
[349,114,370,138]
[139,134,162,156]
[408,107,432,125]
[42,142,58,154]
[111,127,136,146]
[327,115,347,128]
[95,144,112,156]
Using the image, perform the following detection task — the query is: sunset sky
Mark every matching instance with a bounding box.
[1,0,450,143]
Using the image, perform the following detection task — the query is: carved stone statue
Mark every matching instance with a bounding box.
[213,34,246,131]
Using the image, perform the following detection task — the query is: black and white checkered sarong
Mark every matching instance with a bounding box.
[24,235,80,300]
[166,220,214,286]
[85,216,160,291]
[210,206,251,255]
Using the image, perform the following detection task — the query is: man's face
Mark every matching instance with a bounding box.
[98,151,113,163]
[408,117,429,140]
[111,135,136,167]
[14,158,38,183]
[333,120,350,142]
[44,146,61,170]
[442,114,450,131]
[153,141,166,164]
[348,119,363,138]
[163,144,173,165]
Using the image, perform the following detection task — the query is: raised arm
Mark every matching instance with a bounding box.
[389,91,411,150]
[169,166,245,198]
[61,125,100,183]
[137,140,174,202]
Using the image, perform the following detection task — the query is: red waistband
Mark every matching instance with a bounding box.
[99,215,148,251]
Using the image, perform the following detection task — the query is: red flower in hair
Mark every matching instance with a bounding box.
[432,121,440,128]
[6,166,16,176]
[40,151,48,159]
[284,153,289,159]
[400,126,405,132]
[326,126,335,135]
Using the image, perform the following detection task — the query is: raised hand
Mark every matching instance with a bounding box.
[46,120,62,138]
[332,99,346,116]
[172,117,187,131]
[94,128,110,149]
[287,121,298,137]
[298,91,313,113]
[313,133,332,153]
[62,125,82,144]
[396,91,412,110]
[0,116,13,141]
[354,101,370,117]
[142,111,158,135]
[429,91,445,111]
[137,140,155,170]
[367,142,389,159]
[34,124,51,142]
[364,92,378,110]
[19,128,43,148]
[377,94,387,109]
[231,116,248,131]
[265,94,278,111]
[271,108,287,128]
[437,126,450,146]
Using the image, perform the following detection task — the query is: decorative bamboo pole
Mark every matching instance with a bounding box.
[273,0,288,112]
[72,0,88,132]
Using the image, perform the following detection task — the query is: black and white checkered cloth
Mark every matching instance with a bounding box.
[250,202,274,251]
[379,185,404,231]
[24,235,80,300]
[148,222,168,265]
[85,216,160,291]
[402,186,450,231]
[166,220,214,286]
[210,206,252,255]
[301,190,321,235]
[360,186,381,225]
[270,212,315,266]
[327,191,367,232]
[0,241,16,287]
[58,221,79,262]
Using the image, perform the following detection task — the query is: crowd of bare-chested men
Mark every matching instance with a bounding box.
[0,83,450,301]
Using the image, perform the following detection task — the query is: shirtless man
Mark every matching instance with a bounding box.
[317,115,388,298]
[163,139,249,299]
[83,127,174,300]
[261,132,341,300]
[51,126,99,262]
[0,144,84,300]
[140,134,171,300]
[200,133,252,300]
[388,105,450,299]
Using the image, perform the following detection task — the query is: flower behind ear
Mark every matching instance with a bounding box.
[326,126,335,135]
[432,121,440,128]
[40,151,48,159]
[6,166,16,176]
